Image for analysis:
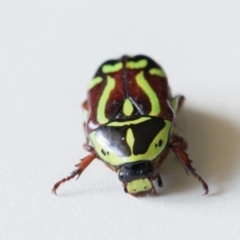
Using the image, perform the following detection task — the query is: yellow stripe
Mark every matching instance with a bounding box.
[149,68,166,77]
[126,128,135,153]
[88,76,103,90]
[102,62,123,73]
[89,120,172,166]
[136,71,161,115]
[97,76,115,124]
[107,117,151,127]
[126,59,148,69]
[123,98,134,116]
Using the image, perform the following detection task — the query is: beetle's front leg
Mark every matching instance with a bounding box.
[52,152,96,195]
[169,135,209,195]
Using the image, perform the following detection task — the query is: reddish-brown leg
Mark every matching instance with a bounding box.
[169,135,209,195]
[177,95,185,113]
[82,100,88,110]
[83,143,94,152]
[52,152,96,195]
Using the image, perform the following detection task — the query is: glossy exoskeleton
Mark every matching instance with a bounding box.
[52,55,209,197]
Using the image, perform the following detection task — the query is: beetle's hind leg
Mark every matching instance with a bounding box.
[52,152,96,195]
[169,135,209,195]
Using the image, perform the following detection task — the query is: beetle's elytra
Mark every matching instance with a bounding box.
[52,55,209,197]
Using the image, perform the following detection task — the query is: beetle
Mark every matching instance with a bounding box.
[52,55,209,197]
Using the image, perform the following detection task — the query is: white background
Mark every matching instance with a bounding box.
[1,1,240,239]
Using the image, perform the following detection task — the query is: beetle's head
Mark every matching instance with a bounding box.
[118,161,155,196]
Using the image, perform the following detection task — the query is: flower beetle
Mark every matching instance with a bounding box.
[52,55,209,197]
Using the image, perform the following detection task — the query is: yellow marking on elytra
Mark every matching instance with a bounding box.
[88,76,103,90]
[107,117,151,127]
[97,75,115,124]
[123,98,134,116]
[126,128,135,152]
[126,59,148,69]
[126,179,152,194]
[136,71,161,115]
[89,119,172,166]
[149,68,166,77]
[102,62,123,73]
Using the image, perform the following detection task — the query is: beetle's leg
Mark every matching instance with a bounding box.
[171,95,185,113]
[157,174,163,188]
[152,186,157,195]
[122,182,128,193]
[169,136,209,195]
[52,152,96,195]
[82,100,88,110]
[83,143,94,152]
[151,174,163,188]
[171,134,188,150]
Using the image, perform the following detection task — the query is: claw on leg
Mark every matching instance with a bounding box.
[52,152,96,195]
